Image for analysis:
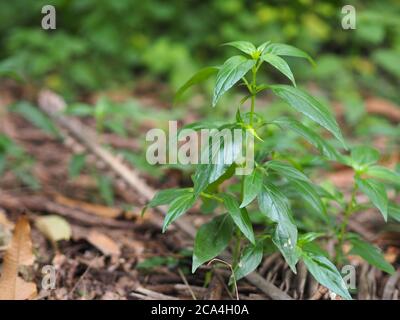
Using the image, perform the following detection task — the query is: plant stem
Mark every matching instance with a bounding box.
[249,64,257,126]
[336,178,358,264]
[200,192,223,202]
[232,228,242,269]
[231,59,259,282]
[250,94,255,126]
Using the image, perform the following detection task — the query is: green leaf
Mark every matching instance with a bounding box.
[272,222,299,273]
[200,196,219,214]
[388,202,400,222]
[223,41,256,56]
[137,256,178,270]
[234,242,263,280]
[356,177,388,221]
[193,164,214,197]
[302,251,351,300]
[148,188,193,207]
[298,232,325,245]
[265,160,326,220]
[257,41,271,54]
[192,214,234,272]
[351,146,380,169]
[221,193,255,244]
[68,153,86,178]
[175,66,219,102]
[163,193,196,232]
[96,175,114,206]
[65,103,94,116]
[193,129,242,196]
[179,120,220,132]
[349,238,395,275]
[265,160,310,182]
[289,180,327,220]
[264,43,315,65]
[261,53,296,86]
[12,101,59,137]
[213,56,256,106]
[0,153,5,176]
[14,170,40,190]
[366,165,400,186]
[257,182,298,272]
[269,85,346,149]
[240,167,263,208]
[272,117,341,161]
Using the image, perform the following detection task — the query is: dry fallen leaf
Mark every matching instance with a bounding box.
[0,216,37,300]
[87,230,121,256]
[35,215,72,243]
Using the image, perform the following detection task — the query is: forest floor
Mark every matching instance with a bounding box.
[0,81,399,300]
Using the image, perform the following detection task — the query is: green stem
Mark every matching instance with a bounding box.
[249,64,258,126]
[200,192,223,202]
[250,94,255,125]
[232,58,259,278]
[232,228,242,269]
[336,178,358,264]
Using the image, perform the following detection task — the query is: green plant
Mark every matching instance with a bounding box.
[0,134,39,190]
[146,41,398,300]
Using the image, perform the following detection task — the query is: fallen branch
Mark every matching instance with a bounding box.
[0,193,136,229]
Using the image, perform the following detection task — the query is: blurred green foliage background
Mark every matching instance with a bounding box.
[0,0,399,104]
[0,0,399,204]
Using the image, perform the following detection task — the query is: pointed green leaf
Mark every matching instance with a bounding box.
[302,251,351,300]
[264,43,315,65]
[272,222,299,273]
[68,153,86,178]
[234,242,263,280]
[290,180,327,219]
[257,41,271,54]
[258,182,298,272]
[265,160,326,220]
[192,214,234,272]
[351,146,380,169]
[366,165,400,186]
[163,193,196,232]
[12,101,59,137]
[0,153,5,176]
[223,41,256,56]
[269,85,346,148]
[240,167,263,208]
[174,66,219,102]
[193,129,242,196]
[272,117,342,161]
[179,120,220,132]
[356,177,388,221]
[148,188,193,207]
[388,202,400,222]
[261,53,296,86]
[265,160,310,182]
[222,193,255,244]
[213,56,256,106]
[193,164,214,197]
[298,232,325,245]
[349,238,395,275]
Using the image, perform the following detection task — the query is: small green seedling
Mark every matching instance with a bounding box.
[147,41,398,300]
[0,133,39,190]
